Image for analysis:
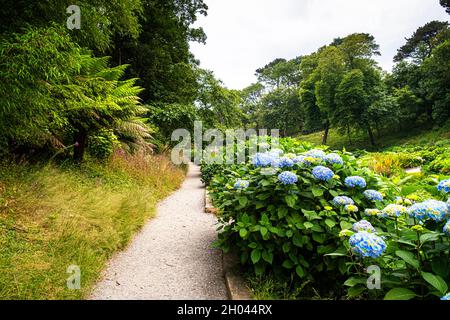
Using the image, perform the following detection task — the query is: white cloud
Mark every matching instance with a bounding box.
[189,0,449,89]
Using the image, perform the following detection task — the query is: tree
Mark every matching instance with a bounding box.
[333,33,380,69]
[394,21,449,64]
[441,0,450,14]
[0,26,149,160]
[110,0,208,105]
[299,77,322,133]
[393,86,421,125]
[367,90,399,137]
[239,83,265,129]
[335,69,377,146]
[61,57,147,161]
[255,57,302,89]
[0,26,82,151]
[260,88,303,137]
[195,69,243,129]
[146,103,198,142]
[421,40,450,123]
[0,0,143,53]
[313,46,346,144]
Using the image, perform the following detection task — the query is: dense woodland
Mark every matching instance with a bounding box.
[0,0,449,159]
[0,0,239,161]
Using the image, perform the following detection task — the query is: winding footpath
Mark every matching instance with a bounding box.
[90,164,228,300]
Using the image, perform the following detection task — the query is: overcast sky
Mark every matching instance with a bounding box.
[189,0,449,90]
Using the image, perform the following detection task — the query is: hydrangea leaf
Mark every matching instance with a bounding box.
[421,272,448,295]
[251,249,261,264]
[384,288,416,300]
[395,250,420,269]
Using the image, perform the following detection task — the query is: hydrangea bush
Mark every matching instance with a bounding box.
[205,138,450,300]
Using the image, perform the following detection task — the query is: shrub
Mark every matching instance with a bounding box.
[427,155,450,174]
[207,143,450,300]
[208,146,394,298]
[88,130,119,160]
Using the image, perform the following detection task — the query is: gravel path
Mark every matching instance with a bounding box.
[90,164,228,300]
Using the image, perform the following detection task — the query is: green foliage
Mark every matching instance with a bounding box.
[88,130,119,160]
[335,69,368,136]
[441,0,450,14]
[0,26,152,161]
[146,103,197,142]
[0,0,143,53]
[256,57,302,89]
[394,21,449,63]
[421,40,450,123]
[260,88,304,137]
[109,0,208,105]
[205,137,450,300]
[196,69,243,129]
[239,83,265,129]
[345,199,450,300]
[206,141,396,298]
[244,26,450,148]
[200,163,224,185]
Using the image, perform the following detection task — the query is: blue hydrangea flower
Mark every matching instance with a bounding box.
[345,176,367,188]
[349,231,386,258]
[325,153,344,165]
[447,198,450,212]
[382,204,407,218]
[363,190,384,202]
[278,171,298,185]
[438,179,450,193]
[312,166,334,182]
[408,200,449,222]
[353,220,376,233]
[443,220,450,236]
[293,155,305,164]
[279,157,294,168]
[234,180,250,190]
[270,157,281,168]
[304,149,327,160]
[332,196,354,206]
[441,293,450,300]
[252,153,273,167]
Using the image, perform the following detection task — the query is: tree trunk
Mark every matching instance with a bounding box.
[73,127,88,162]
[347,125,352,145]
[322,120,330,145]
[367,124,376,147]
[375,122,381,138]
[425,101,433,122]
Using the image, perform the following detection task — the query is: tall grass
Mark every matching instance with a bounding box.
[0,151,185,299]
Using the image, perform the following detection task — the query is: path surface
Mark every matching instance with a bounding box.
[90,164,228,300]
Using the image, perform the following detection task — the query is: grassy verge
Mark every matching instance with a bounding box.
[0,152,185,299]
